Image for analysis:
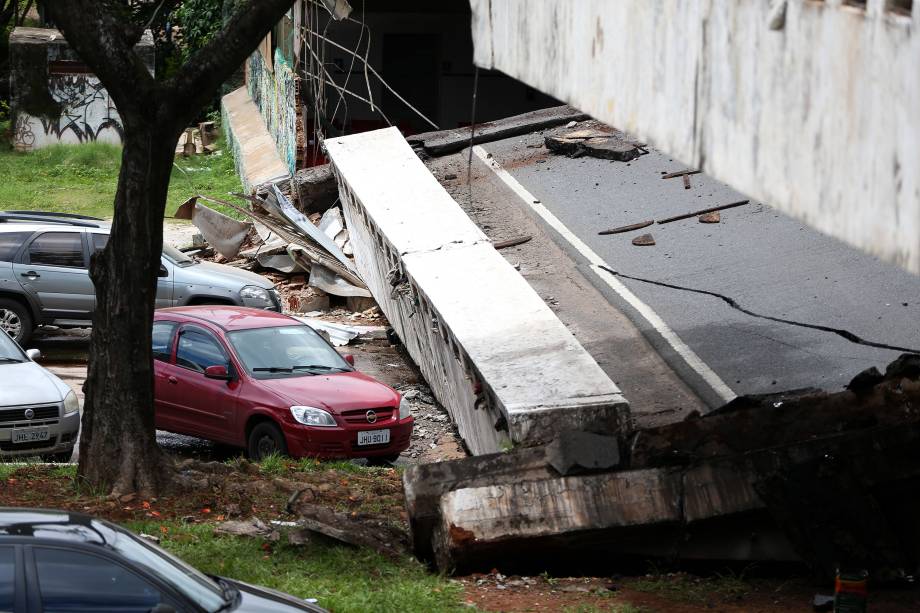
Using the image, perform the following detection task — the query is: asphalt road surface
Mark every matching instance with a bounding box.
[476,127,920,408]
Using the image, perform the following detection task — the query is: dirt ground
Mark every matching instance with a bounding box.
[456,571,920,612]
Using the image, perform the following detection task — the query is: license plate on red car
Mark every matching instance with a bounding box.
[357,429,390,446]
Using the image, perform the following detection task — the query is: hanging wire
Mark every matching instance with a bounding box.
[467,66,479,207]
[301,25,440,130]
[329,0,366,132]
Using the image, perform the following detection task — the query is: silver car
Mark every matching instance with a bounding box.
[0,329,79,461]
[0,212,281,344]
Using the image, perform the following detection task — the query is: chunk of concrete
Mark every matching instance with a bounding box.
[545,430,620,476]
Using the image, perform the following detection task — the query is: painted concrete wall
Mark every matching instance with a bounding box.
[470,0,920,274]
[9,28,154,151]
[247,48,299,174]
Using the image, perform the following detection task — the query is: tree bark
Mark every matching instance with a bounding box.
[42,0,298,497]
[77,122,181,496]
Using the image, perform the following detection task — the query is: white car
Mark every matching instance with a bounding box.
[0,329,79,461]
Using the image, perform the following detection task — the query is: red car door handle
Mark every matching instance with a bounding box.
[168,376,178,384]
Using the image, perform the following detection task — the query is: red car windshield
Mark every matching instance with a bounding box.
[227,325,352,378]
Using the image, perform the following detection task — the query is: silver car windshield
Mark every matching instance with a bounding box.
[0,330,25,363]
[228,324,351,378]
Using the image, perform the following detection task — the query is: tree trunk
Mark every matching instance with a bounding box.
[77,124,179,496]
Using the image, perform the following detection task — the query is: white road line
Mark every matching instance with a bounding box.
[473,145,737,404]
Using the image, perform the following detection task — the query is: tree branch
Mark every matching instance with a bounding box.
[42,1,156,116]
[164,0,296,126]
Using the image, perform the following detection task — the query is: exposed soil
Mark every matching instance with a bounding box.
[458,570,920,612]
[0,461,406,526]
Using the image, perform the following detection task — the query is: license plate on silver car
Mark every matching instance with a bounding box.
[12,427,50,444]
[357,429,390,446]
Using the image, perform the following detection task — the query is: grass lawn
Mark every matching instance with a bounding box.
[0,140,243,219]
[126,521,468,613]
[0,460,469,613]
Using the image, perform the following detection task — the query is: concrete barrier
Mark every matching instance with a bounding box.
[324,127,629,455]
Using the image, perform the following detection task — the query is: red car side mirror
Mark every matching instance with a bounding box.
[204,365,232,380]
[343,354,355,366]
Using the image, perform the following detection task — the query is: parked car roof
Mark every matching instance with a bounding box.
[0,507,112,546]
[158,306,299,331]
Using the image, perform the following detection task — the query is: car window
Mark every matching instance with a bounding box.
[28,232,85,268]
[0,231,30,262]
[152,322,177,363]
[91,233,108,253]
[176,329,229,372]
[0,546,14,612]
[228,324,351,378]
[34,547,163,613]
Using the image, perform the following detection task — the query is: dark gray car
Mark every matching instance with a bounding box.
[0,508,328,612]
[0,214,280,344]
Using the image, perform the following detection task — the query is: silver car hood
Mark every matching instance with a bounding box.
[0,362,69,407]
[172,261,275,290]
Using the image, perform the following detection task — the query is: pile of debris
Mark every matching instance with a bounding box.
[175,175,375,315]
[404,354,920,579]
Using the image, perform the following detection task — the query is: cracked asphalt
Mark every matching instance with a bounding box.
[472,124,920,406]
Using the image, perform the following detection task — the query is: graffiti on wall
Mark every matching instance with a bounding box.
[13,72,124,150]
[247,49,299,173]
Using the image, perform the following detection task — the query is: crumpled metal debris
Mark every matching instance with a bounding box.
[174,199,252,259]
[183,192,369,298]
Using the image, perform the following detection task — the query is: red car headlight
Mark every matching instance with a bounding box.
[398,397,412,421]
[290,406,336,427]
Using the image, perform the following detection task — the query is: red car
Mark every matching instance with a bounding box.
[151,306,413,461]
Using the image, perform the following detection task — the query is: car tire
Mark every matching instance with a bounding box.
[40,451,73,463]
[0,298,32,345]
[247,422,288,461]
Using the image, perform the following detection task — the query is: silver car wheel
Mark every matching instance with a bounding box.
[0,308,22,340]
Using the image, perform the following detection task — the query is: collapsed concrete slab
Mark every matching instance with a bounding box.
[323,127,629,455]
[221,86,291,194]
[405,355,920,578]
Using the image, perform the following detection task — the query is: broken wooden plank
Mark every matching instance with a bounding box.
[656,200,749,225]
[598,220,654,235]
[661,169,702,180]
[407,105,589,156]
[493,235,532,249]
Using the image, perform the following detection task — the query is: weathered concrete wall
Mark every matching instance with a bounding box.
[247,48,299,174]
[470,0,920,274]
[9,27,154,150]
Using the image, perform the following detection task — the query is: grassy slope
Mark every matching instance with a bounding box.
[0,141,242,219]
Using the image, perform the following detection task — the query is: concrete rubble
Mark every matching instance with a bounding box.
[404,354,920,579]
[544,124,644,162]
